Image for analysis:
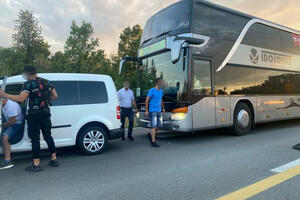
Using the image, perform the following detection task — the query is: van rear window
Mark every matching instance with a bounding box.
[78,81,108,104]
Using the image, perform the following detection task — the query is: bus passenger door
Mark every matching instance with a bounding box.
[191,59,216,130]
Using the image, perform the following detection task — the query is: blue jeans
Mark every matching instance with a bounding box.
[149,112,163,128]
[2,123,23,140]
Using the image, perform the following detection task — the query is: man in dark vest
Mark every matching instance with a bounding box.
[0,65,59,172]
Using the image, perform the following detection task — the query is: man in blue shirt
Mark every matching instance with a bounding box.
[145,78,165,147]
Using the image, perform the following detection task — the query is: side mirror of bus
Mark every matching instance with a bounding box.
[119,57,138,76]
[175,36,205,45]
[170,36,205,64]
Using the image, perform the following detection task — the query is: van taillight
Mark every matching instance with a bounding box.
[117,106,121,119]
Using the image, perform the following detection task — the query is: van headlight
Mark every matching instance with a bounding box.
[171,113,187,121]
[136,112,140,118]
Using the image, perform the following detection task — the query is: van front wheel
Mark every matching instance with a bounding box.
[77,126,108,155]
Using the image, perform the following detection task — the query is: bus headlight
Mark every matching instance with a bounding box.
[171,113,187,121]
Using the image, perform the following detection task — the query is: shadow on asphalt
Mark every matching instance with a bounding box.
[155,118,300,141]
[10,118,300,161]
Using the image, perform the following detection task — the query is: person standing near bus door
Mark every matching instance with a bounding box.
[118,81,137,141]
[145,78,165,148]
[0,65,59,172]
[0,98,24,170]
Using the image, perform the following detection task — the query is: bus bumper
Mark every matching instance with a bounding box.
[137,113,192,132]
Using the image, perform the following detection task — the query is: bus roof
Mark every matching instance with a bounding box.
[148,0,300,34]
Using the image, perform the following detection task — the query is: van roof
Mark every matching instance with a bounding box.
[5,73,113,84]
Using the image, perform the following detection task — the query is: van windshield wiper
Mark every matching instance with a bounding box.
[155,31,172,38]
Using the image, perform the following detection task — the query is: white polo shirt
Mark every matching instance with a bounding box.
[117,88,134,108]
[2,99,24,124]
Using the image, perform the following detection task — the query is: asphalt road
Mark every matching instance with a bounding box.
[1,119,300,200]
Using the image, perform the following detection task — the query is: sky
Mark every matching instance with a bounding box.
[1,0,300,55]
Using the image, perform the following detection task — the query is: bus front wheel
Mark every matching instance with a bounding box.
[232,103,253,136]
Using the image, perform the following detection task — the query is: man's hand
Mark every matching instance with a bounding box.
[162,108,166,113]
[145,111,149,118]
[0,89,7,98]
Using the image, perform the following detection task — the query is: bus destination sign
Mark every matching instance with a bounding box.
[138,39,166,58]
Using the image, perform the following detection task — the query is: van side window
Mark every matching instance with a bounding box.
[5,84,23,95]
[51,81,79,106]
[78,81,108,104]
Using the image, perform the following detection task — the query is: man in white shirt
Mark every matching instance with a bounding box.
[117,81,137,141]
[0,98,24,169]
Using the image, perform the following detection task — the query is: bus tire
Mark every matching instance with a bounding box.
[232,102,253,136]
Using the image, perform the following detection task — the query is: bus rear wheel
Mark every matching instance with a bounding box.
[232,103,253,136]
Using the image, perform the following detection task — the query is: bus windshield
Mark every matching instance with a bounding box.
[137,50,189,103]
[141,1,191,44]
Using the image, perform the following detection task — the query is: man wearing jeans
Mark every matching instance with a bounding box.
[118,81,137,141]
[0,98,24,169]
[145,78,165,148]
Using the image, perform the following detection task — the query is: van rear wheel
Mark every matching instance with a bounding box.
[77,126,108,155]
[232,103,253,136]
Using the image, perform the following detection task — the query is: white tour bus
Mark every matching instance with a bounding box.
[120,0,300,135]
[0,73,123,155]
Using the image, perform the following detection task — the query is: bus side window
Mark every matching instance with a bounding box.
[193,60,212,96]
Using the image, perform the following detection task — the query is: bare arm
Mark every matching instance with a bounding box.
[2,91,29,103]
[3,116,16,128]
[161,100,165,112]
[145,97,150,117]
[132,99,137,109]
[50,88,58,100]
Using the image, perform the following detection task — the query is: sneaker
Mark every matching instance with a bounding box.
[49,159,59,167]
[128,136,135,141]
[293,143,300,150]
[25,164,43,172]
[0,161,14,170]
[151,141,160,148]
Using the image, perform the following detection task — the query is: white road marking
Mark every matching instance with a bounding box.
[271,158,300,173]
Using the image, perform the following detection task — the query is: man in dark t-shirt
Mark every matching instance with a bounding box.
[0,65,59,172]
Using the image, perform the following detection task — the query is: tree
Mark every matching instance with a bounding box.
[0,47,26,76]
[12,10,50,65]
[113,24,143,90]
[49,51,67,73]
[64,20,103,73]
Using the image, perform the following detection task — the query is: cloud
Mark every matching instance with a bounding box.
[0,0,300,55]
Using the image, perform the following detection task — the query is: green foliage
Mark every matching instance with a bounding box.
[0,9,143,93]
[114,24,143,91]
[0,47,26,76]
[12,10,50,65]
[64,20,102,73]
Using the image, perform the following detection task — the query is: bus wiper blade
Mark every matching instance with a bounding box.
[155,31,172,39]
[140,37,153,46]
[163,95,178,102]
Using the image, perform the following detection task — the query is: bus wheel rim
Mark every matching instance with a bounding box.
[237,109,250,129]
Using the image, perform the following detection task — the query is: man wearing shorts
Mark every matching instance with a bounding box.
[0,98,24,169]
[145,78,165,148]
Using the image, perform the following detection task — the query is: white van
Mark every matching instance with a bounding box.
[0,73,123,155]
